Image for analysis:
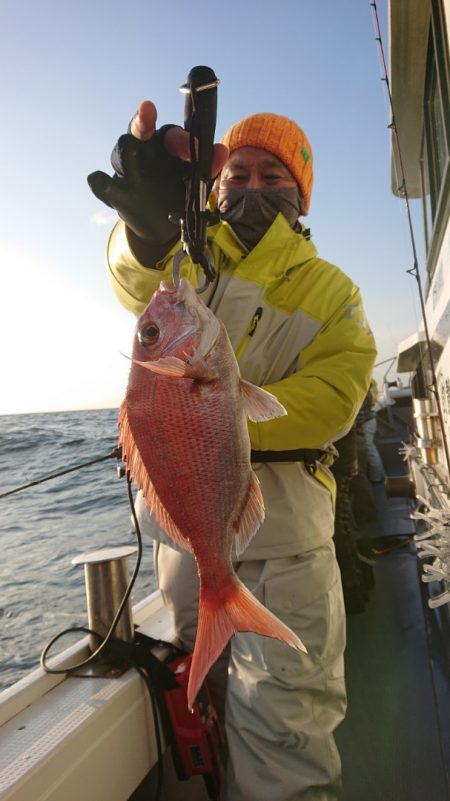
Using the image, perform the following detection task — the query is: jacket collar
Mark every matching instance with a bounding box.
[209,213,318,278]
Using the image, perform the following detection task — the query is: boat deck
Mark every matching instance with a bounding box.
[336,410,450,801]
[135,404,450,801]
[2,404,450,801]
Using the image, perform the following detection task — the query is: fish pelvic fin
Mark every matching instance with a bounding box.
[239,379,287,422]
[233,471,265,557]
[187,577,306,710]
[118,403,193,554]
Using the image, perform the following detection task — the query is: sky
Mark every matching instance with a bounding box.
[0,0,424,415]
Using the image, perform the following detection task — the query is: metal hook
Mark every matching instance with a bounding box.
[172,247,215,294]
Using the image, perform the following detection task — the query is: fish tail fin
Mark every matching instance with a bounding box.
[187,577,306,710]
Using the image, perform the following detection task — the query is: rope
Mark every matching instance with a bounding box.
[370,0,450,478]
[0,447,122,499]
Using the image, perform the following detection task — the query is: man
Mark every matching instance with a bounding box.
[88,100,376,800]
[357,378,385,483]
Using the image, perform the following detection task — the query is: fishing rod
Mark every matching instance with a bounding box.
[370,0,450,479]
[172,65,220,292]
[0,446,122,499]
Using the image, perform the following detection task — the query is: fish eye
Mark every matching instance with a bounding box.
[138,323,160,346]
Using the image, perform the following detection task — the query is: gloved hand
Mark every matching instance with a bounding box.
[87,101,228,266]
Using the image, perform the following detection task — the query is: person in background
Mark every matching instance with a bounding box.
[330,425,370,615]
[356,377,385,483]
[88,99,377,801]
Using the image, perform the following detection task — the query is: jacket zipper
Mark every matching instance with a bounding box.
[235,307,263,362]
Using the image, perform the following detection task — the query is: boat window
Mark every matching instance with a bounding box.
[420,131,431,255]
[424,52,447,220]
[422,0,450,275]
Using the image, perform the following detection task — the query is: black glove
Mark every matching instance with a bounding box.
[87,125,187,260]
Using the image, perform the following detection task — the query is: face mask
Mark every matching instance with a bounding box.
[217,186,303,249]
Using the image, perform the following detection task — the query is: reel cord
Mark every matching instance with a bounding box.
[40,472,142,675]
[39,470,167,799]
[0,440,178,801]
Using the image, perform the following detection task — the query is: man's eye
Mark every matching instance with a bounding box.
[228,174,247,181]
[264,173,283,182]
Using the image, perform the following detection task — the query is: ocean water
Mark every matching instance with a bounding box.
[0,408,157,692]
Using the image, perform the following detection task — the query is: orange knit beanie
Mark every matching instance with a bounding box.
[221,113,313,214]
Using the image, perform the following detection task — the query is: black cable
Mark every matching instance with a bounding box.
[0,447,122,499]
[136,665,165,801]
[6,427,175,797]
[40,472,174,801]
[40,472,142,675]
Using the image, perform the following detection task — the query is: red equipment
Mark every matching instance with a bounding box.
[162,652,224,800]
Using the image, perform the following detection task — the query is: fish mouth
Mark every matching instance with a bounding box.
[158,278,199,305]
[159,280,178,296]
[146,281,197,358]
[177,279,221,360]
[157,278,221,362]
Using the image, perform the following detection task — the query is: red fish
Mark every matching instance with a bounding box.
[119,278,306,709]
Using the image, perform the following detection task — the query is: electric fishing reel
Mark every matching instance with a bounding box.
[133,630,225,800]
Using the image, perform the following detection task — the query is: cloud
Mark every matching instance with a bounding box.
[90,210,118,226]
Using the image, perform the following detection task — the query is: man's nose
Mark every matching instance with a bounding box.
[245,171,264,189]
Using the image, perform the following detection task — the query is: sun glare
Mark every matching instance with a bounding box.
[0,244,132,415]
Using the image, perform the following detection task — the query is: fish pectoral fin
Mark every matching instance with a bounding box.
[131,356,216,382]
[239,379,287,422]
[233,472,265,556]
[131,356,189,377]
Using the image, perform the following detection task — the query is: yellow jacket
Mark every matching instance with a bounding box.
[108,214,376,557]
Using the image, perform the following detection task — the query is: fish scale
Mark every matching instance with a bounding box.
[128,380,243,541]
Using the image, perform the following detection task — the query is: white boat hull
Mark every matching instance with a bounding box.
[0,591,210,801]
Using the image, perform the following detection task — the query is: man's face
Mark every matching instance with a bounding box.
[217,146,302,249]
[219,147,297,190]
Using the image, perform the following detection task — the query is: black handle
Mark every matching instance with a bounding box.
[182,66,218,183]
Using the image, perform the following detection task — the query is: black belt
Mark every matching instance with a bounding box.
[250,449,324,469]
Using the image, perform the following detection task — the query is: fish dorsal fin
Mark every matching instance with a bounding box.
[233,471,265,557]
[118,403,193,554]
[239,379,287,422]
